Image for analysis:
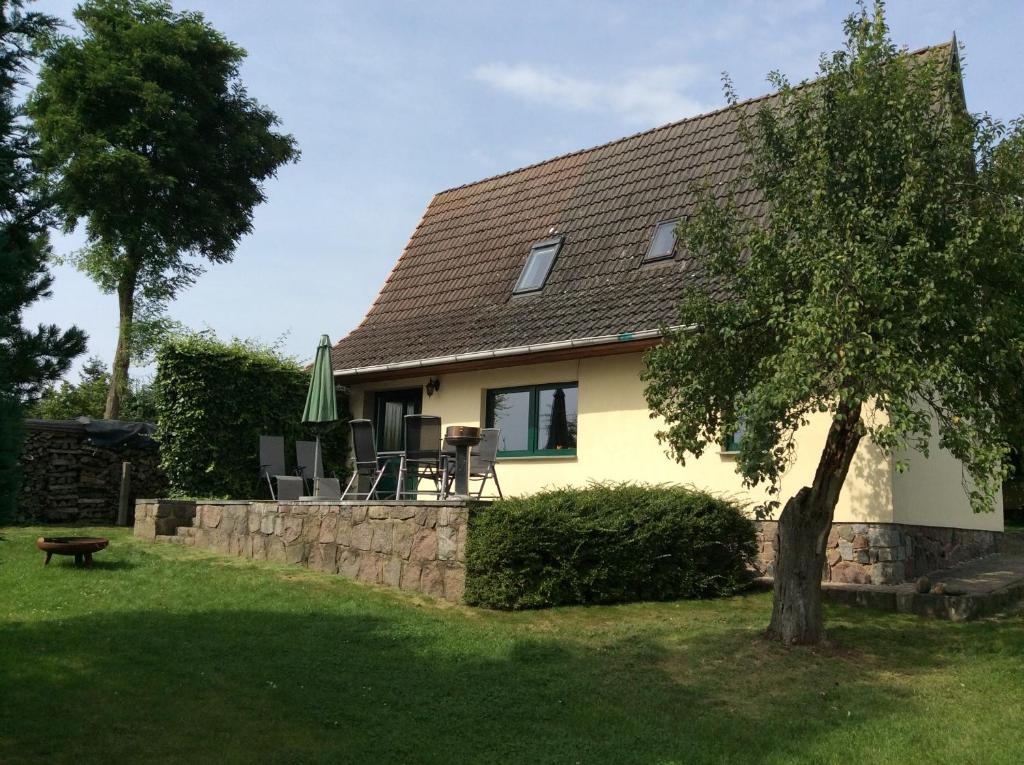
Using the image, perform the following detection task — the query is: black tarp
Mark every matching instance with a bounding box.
[78,417,157,449]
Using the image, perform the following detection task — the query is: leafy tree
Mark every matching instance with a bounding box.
[31,355,160,422]
[120,376,158,422]
[28,0,299,419]
[0,0,86,521]
[30,356,109,419]
[643,2,1024,644]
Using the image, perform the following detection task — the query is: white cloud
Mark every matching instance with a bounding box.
[472,63,710,126]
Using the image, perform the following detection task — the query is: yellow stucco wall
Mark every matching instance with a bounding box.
[347,352,999,530]
[892,422,1004,531]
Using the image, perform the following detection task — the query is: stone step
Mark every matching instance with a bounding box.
[155,533,192,546]
[757,552,1024,621]
[176,526,196,537]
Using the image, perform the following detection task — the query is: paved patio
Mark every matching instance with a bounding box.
[757,532,1024,620]
[820,551,1024,620]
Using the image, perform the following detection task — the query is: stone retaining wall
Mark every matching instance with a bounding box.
[755,521,999,585]
[18,420,165,524]
[134,499,469,602]
[136,498,1000,595]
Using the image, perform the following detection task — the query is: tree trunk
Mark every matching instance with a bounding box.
[104,270,137,420]
[766,401,863,645]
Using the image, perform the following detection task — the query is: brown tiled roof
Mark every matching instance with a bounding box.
[331,43,953,374]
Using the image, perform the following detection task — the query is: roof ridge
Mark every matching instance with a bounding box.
[435,40,953,197]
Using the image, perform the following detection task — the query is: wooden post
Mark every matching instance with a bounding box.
[116,461,132,526]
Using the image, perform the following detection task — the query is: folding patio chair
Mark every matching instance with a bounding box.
[470,428,503,499]
[441,437,456,488]
[274,475,304,501]
[296,440,331,494]
[314,477,342,500]
[341,420,389,500]
[259,435,287,500]
[395,415,444,500]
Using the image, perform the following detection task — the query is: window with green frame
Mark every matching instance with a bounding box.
[723,421,745,453]
[485,383,578,456]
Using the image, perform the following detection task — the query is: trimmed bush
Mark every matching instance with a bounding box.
[155,334,348,499]
[464,483,757,609]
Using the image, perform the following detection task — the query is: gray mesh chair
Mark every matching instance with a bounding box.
[314,477,342,500]
[396,415,443,500]
[274,475,304,501]
[441,438,456,491]
[444,428,503,499]
[472,428,503,499]
[341,420,388,500]
[296,440,329,494]
[259,435,286,499]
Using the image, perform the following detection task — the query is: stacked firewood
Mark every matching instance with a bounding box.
[16,420,166,524]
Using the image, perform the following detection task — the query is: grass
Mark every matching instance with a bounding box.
[1,526,1022,765]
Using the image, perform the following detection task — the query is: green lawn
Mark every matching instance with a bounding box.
[1,527,1021,764]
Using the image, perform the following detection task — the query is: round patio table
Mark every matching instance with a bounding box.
[445,426,482,497]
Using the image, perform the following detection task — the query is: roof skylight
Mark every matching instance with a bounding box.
[644,219,679,262]
[514,237,563,294]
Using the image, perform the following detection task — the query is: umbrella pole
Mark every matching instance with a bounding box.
[314,434,322,495]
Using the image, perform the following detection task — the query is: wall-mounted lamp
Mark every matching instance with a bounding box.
[425,377,441,397]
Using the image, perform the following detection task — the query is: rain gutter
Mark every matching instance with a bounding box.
[332,324,697,379]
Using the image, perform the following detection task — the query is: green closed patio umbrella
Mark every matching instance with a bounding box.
[302,334,338,484]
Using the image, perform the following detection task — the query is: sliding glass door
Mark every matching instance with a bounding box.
[373,388,422,496]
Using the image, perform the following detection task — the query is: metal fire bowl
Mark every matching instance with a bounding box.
[445,425,482,447]
[36,536,109,556]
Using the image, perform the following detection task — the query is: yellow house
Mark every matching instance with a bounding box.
[331,41,1002,585]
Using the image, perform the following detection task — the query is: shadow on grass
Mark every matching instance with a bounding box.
[3,526,1021,763]
[2,601,1007,765]
[39,557,139,571]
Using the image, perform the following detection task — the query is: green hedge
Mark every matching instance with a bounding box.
[155,335,348,499]
[464,483,757,609]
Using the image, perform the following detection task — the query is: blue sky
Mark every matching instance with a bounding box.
[25,0,1024,380]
